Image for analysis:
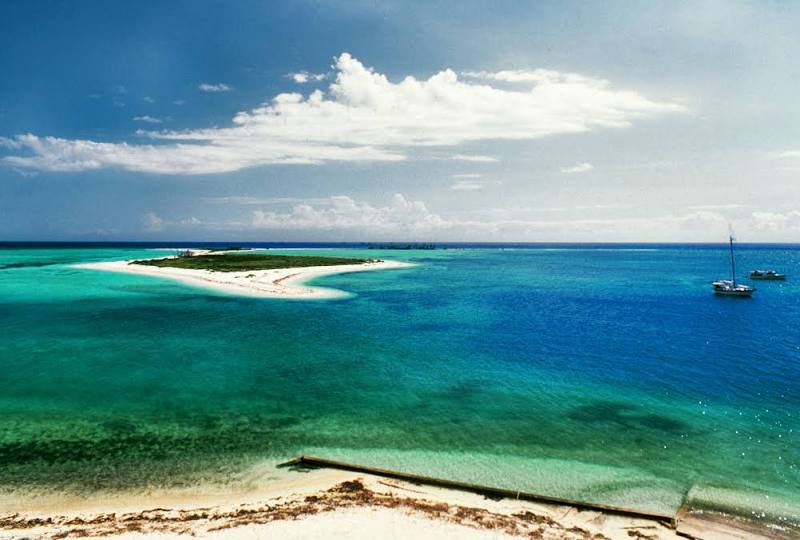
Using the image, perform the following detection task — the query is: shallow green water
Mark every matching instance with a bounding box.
[0,245,798,527]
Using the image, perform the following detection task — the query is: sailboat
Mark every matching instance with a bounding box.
[712,233,754,297]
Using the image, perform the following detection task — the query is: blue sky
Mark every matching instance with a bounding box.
[2,1,800,241]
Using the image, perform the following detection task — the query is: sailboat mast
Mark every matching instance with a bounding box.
[729,235,736,286]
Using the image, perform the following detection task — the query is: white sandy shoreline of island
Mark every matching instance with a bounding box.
[73,256,413,299]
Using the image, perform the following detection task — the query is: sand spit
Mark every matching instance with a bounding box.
[74,254,411,299]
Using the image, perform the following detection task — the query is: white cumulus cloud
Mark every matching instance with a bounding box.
[462,69,597,85]
[561,162,594,174]
[288,71,327,84]
[0,137,22,150]
[198,83,232,93]
[133,116,162,124]
[250,194,451,232]
[449,154,499,163]
[2,53,685,175]
[450,180,485,191]
[751,210,800,231]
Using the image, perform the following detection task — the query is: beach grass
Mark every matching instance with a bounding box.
[131,253,373,272]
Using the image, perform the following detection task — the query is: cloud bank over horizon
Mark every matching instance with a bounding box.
[137,190,796,243]
[1,53,685,176]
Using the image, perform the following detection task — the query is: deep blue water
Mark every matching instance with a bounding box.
[0,243,798,526]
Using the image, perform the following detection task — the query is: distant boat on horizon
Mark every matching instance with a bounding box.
[713,234,754,297]
[749,269,786,280]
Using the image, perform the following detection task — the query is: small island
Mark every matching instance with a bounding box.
[132,253,378,272]
[76,250,409,299]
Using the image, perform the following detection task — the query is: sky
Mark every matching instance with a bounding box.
[1,0,800,242]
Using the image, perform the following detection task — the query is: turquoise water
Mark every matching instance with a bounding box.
[0,244,798,526]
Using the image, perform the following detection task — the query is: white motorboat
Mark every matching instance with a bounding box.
[749,269,786,280]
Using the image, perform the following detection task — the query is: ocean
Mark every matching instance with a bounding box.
[0,243,797,528]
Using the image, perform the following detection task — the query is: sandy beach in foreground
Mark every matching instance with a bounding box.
[1,462,780,540]
[74,254,412,299]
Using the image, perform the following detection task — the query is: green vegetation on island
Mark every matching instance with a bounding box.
[367,243,436,250]
[131,253,375,272]
[204,246,251,252]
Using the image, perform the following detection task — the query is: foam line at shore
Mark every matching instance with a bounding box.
[73,257,412,299]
